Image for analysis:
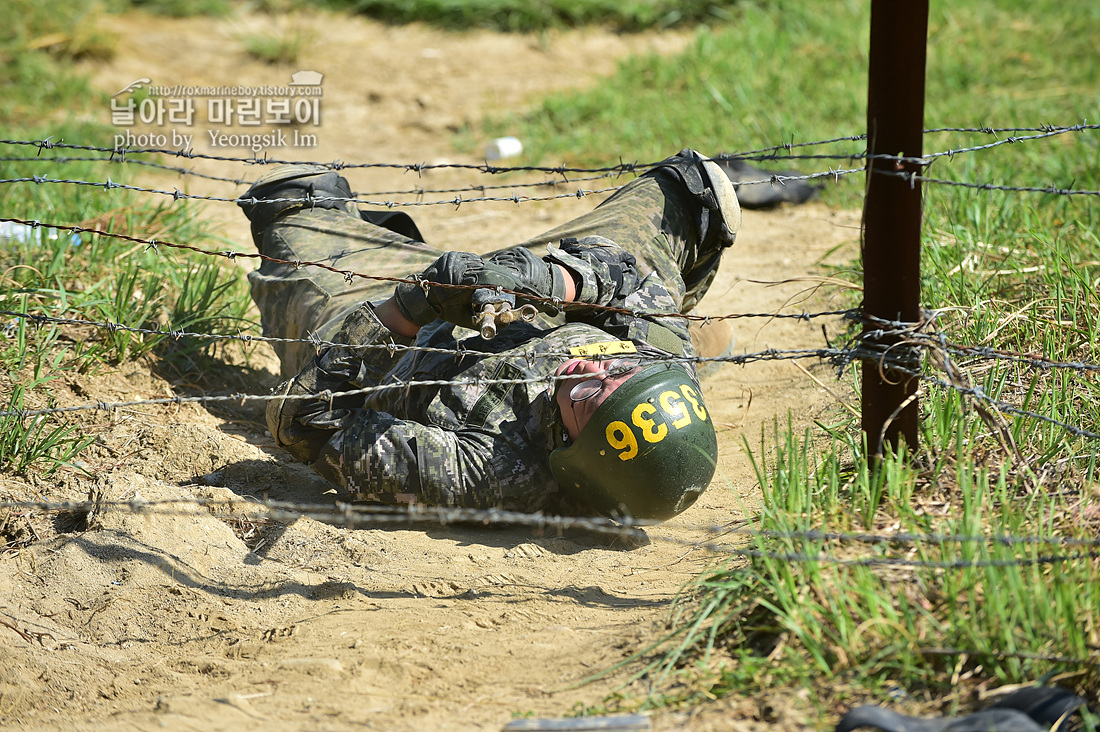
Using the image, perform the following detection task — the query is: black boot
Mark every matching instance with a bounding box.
[238,163,357,235]
[711,155,821,209]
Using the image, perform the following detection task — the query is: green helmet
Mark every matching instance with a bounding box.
[550,363,718,520]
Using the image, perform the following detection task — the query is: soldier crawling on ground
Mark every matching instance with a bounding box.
[238,150,816,521]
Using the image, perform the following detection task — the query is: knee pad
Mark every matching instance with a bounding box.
[238,164,356,232]
[654,149,742,250]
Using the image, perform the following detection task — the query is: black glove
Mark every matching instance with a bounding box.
[266,303,385,464]
[486,247,571,314]
[393,251,520,327]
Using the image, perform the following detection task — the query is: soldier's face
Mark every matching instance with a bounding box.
[553,358,642,441]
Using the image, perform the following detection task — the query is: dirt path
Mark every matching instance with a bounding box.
[1,9,859,730]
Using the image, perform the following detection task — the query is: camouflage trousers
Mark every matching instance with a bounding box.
[247,166,725,377]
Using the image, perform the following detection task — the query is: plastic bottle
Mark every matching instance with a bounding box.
[484,136,523,161]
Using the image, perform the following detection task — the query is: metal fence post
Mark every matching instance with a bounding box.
[862,0,929,456]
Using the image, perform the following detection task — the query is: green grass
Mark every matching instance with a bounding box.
[2,0,1099,719]
[242,26,315,65]
[1,2,255,476]
[476,0,1100,721]
[492,2,1100,204]
[645,427,1100,706]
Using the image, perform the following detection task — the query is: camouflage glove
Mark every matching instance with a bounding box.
[393,251,521,328]
[486,246,571,314]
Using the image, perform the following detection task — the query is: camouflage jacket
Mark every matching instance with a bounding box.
[302,237,695,513]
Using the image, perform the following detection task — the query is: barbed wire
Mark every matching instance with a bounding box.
[0,137,655,176]
[3,287,1099,444]
[948,348,1100,374]
[0,216,856,326]
[727,123,1100,166]
[5,154,1097,213]
[897,122,1099,165]
[0,306,857,356]
[0,162,870,203]
[3,124,1100,668]
[918,371,1100,441]
[4,122,1094,175]
[0,345,864,419]
[860,317,1100,441]
[4,310,1100,450]
[1,123,1093,216]
[915,334,1100,375]
[7,304,1098,381]
[0,175,635,208]
[728,124,1095,162]
[1,496,1097,569]
[0,154,252,185]
[881,171,1100,197]
[0,154,649,194]
[2,297,1097,447]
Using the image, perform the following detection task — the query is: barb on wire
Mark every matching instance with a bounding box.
[876,169,1100,198]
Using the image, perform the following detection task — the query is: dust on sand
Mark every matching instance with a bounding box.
[1,8,859,730]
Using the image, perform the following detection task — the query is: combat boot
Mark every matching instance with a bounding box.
[655,149,743,251]
[238,164,357,235]
[711,155,820,209]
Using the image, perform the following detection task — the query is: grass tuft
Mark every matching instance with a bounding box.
[242,26,315,66]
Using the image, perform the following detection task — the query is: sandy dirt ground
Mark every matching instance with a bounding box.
[1,9,861,731]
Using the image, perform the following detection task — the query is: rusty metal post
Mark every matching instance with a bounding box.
[862,0,929,456]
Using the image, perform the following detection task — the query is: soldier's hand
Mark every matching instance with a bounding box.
[393,251,520,327]
[486,247,571,314]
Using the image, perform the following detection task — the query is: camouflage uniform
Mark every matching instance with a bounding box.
[243,150,737,514]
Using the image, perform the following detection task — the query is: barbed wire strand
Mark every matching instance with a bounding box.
[5,306,1100,378]
[0,155,661,194]
[3,121,1094,174]
[0,216,856,326]
[880,170,1100,197]
[0,345,866,419]
[2,496,1098,570]
[4,316,1099,451]
[0,307,856,356]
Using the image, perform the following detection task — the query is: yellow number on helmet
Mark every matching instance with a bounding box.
[680,384,707,421]
[606,420,639,461]
[632,402,668,443]
[659,390,692,429]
